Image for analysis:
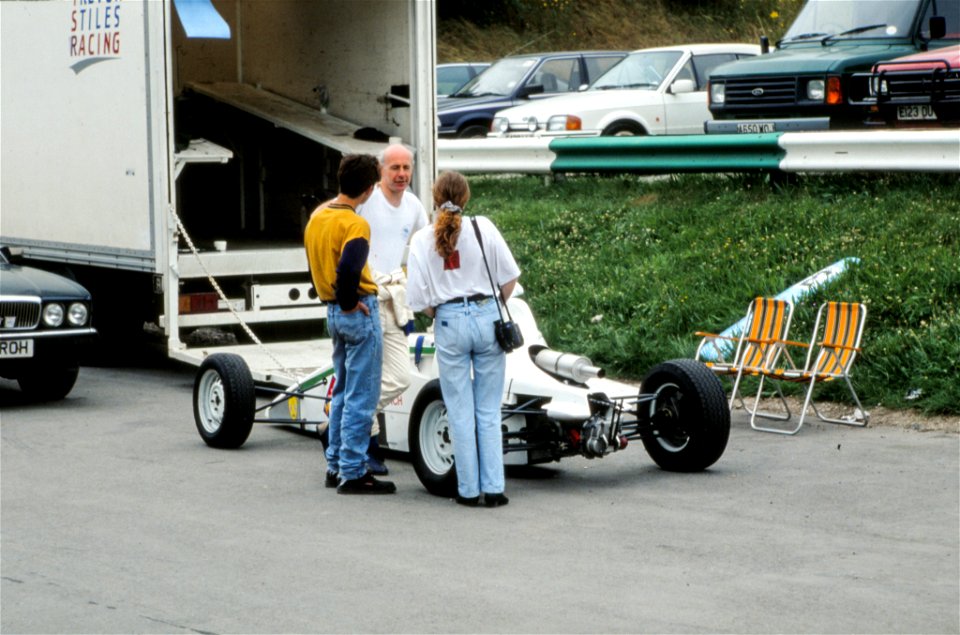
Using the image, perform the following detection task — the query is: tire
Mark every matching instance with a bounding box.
[602,121,645,136]
[409,381,458,497]
[193,353,255,449]
[17,366,79,401]
[640,358,729,472]
[457,124,490,139]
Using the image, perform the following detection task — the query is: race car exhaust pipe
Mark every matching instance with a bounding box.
[531,346,604,383]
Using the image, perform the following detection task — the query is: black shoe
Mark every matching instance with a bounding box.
[456,495,480,507]
[325,471,339,489]
[366,456,389,476]
[337,472,396,495]
[483,493,509,507]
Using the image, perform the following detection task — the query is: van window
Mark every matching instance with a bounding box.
[530,58,579,94]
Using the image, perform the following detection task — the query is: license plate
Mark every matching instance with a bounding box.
[897,104,936,121]
[737,122,775,133]
[0,339,34,358]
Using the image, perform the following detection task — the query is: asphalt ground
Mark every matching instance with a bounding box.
[1,361,957,634]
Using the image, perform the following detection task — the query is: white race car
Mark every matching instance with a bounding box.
[192,296,730,497]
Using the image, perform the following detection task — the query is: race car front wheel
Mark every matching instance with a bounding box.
[409,381,459,497]
[193,353,255,449]
[640,358,729,471]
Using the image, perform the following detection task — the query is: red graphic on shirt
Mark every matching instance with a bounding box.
[444,250,461,270]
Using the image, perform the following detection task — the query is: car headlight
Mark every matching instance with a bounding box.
[547,115,582,132]
[43,303,64,327]
[492,117,509,133]
[710,82,725,104]
[68,302,89,326]
[806,79,826,101]
[523,116,538,132]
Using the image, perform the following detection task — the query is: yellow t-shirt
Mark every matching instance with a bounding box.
[304,204,378,307]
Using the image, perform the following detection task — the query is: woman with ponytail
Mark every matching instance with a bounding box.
[406,171,521,508]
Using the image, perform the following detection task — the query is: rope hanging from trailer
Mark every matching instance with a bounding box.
[168,205,303,381]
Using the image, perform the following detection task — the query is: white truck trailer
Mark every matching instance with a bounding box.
[1,0,436,383]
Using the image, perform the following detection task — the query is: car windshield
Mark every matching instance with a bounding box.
[0,250,8,265]
[781,0,919,42]
[452,57,538,97]
[590,50,682,91]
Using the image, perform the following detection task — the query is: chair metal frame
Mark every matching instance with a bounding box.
[749,301,869,435]
[695,297,795,412]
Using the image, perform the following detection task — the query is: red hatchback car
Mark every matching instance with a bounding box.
[865,44,960,126]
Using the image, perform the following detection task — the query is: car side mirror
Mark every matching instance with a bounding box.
[517,84,545,99]
[929,16,946,39]
[669,79,696,94]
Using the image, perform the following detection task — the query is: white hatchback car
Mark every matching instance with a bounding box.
[491,43,760,137]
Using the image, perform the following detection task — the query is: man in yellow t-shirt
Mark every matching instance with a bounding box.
[304,154,395,495]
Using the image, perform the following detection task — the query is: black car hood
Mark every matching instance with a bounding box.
[0,263,91,300]
[438,95,514,115]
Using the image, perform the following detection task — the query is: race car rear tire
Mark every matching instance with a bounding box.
[193,353,255,449]
[640,358,729,471]
[409,381,459,497]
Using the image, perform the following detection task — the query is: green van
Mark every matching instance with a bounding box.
[705,0,959,132]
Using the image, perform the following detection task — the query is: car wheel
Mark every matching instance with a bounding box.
[602,122,645,136]
[457,124,490,138]
[17,366,79,401]
[409,381,458,497]
[640,359,729,472]
[193,353,255,449]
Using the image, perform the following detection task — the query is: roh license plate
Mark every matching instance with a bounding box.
[737,122,775,133]
[0,339,34,358]
[897,104,937,121]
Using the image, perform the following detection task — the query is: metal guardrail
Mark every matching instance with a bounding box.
[436,138,554,174]
[436,129,960,174]
[777,130,960,172]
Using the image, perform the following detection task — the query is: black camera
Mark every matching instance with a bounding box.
[494,319,524,353]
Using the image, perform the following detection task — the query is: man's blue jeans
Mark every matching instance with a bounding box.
[325,296,383,482]
[434,298,506,498]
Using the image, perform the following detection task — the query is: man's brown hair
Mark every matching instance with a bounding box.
[337,154,380,197]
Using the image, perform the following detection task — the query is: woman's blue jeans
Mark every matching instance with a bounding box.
[434,298,506,498]
[325,296,382,482]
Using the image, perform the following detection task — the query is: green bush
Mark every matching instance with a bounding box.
[467,173,960,416]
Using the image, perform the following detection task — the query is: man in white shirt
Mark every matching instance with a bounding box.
[357,143,429,474]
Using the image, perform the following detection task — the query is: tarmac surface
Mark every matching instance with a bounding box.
[1,361,958,634]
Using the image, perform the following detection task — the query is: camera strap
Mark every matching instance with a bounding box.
[470,217,513,323]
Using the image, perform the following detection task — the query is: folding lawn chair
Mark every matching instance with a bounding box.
[750,301,868,435]
[695,297,794,411]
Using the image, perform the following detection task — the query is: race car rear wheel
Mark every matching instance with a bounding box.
[409,381,458,497]
[640,358,729,471]
[193,353,255,449]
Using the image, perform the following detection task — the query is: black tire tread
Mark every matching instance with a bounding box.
[408,381,459,497]
[640,358,729,472]
[193,353,255,449]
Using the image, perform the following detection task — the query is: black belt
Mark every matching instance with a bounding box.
[441,293,492,306]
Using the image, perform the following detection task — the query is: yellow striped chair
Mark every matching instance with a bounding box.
[750,301,868,435]
[695,297,795,411]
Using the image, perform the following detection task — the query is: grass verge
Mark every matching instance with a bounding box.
[466,172,960,417]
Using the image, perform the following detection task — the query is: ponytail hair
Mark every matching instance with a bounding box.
[433,171,471,259]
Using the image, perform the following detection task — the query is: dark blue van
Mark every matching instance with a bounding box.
[437,51,627,138]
